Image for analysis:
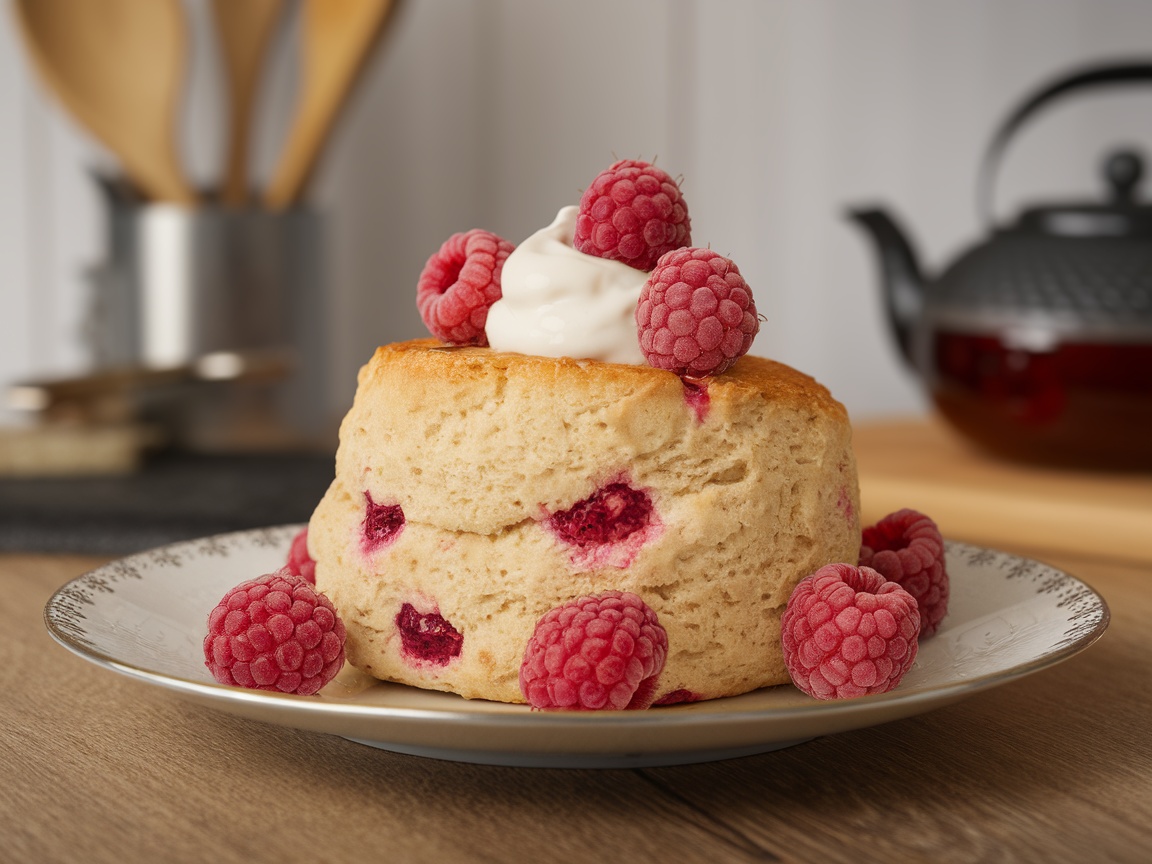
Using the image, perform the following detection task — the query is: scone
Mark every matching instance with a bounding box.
[308,338,860,704]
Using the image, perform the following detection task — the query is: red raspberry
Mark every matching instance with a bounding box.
[859,508,949,637]
[416,228,514,345]
[547,482,653,549]
[204,568,346,695]
[361,491,405,553]
[781,563,920,700]
[396,602,463,667]
[574,159,691,271]
[285,527,316,584]
[520,591,668,711]
[636,247,759,378]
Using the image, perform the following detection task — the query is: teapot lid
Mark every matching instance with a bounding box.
[978,62,1152,234]
[1014,149,1152,237]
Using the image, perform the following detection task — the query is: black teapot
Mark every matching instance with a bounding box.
[850,62,1152,470]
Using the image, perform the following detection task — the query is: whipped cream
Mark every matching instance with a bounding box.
[485,206,647,365]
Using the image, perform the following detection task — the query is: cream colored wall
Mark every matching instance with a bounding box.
[2,0,1151,427]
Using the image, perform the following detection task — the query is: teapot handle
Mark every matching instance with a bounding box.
[977,60,1152,227]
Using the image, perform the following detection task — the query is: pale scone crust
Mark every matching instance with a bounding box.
[310,339,860,703]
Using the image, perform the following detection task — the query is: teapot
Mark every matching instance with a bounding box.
[849,62,1152,470]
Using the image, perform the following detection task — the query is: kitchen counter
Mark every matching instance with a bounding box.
[854,417,1152,565]
[0,451,334,554]
[3,418,1151,863]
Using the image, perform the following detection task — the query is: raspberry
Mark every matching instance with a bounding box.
[781,563,920,700]
[636,247,759,378]
[204,568,346,695]
[416,228,514,345]
[396,602,464,666]
[859,508,950,637]
[547,482,653,549]
[573,159,691,271]
[520,591,668,710]
[362,491,404,553]
[285,527,316,584]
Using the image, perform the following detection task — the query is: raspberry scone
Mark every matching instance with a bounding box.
[307,339,861,704]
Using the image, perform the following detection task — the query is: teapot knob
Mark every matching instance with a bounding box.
[1104,148,1144,204]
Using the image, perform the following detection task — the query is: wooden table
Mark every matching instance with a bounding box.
[3,419,1151,863]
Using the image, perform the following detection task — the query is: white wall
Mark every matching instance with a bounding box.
[3,0,1152,428]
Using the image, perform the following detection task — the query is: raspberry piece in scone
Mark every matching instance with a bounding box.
[361,492,405,553]
[544,481,662,569]
[396,602,464,667]
[547,482,653,548]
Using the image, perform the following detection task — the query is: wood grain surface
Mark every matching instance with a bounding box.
[855,418,1152,566]
[3,421,1152,863]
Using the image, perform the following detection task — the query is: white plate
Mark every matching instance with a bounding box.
[44,525,1109,768]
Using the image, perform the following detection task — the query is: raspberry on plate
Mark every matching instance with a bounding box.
[519,590,668,710]
[636,247,760,378]
[781,563,920,700]
[859,508,949,637]
[573,159,691,271]
[417,228,515,345]
[204,568,346,695]
[285,527,316,584]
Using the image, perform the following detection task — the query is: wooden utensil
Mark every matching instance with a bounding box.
[263,0,401,210]
[13,0,197,205]
[210,0,285,207]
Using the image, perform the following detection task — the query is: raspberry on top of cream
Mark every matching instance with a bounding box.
[484,206,648,365]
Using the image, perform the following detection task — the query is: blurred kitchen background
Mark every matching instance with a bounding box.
[0,0,1150,549]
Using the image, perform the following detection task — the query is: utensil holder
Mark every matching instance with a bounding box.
[84,175,330,452]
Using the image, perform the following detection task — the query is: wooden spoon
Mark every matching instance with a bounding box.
[210,0,285,207]
[263,0,401,210]
[13,0,197,205]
